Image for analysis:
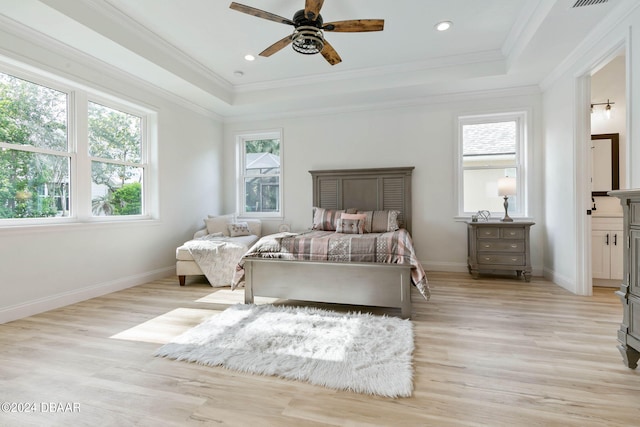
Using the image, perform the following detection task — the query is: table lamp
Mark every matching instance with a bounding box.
[498,177,516,222]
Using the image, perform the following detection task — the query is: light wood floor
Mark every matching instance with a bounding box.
[1,272,638,426]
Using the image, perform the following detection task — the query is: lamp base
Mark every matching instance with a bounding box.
[501,196,514,222]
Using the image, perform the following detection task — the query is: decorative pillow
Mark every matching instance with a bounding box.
[341,213,367,221]
[204,214,235,236]
[312,208,345,231]
[243,219,262,237]
[312,208,358,230]
[356,210,400,233]
[228,222,251,237]
[336,218,364,234]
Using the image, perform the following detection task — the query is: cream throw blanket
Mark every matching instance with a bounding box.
[184,236,249,287]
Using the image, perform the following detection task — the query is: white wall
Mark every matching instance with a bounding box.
[542,5,640,293]
[0,27,224,323]
[542,77,578,289]
[223,92,543,275]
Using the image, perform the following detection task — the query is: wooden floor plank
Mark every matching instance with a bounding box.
[1,272,639,426]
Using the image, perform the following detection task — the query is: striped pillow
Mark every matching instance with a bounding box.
[357,210,400,233]
[312,208,358,231]
[336,213,366,234]
[312,208,345,231]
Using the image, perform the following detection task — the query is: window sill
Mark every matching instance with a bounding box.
[0,217,161,235]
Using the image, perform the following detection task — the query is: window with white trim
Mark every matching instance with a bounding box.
[458,112,526,217]
[236,130,282,218]
[88,101,145,216]
[0,67,153,224]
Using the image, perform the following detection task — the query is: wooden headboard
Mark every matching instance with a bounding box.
[309,167,414,233]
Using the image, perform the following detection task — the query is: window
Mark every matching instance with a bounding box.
[458,112,526,217]
[0,72,71,219]
[237,130,282,217]
[88,102,144,216]
[0,66,152,225]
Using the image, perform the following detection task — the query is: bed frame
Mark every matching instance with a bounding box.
[243,166,415,318]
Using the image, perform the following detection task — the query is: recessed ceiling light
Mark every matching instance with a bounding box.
[244,54,255,61]
[435,21,452,32]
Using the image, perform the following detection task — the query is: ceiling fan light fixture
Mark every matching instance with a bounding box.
[292,26,325,55]
[435,21,452,31]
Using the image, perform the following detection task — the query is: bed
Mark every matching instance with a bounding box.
[233,167,428,318]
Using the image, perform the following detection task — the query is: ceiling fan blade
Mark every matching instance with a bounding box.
[305,0,324,20]
[323,19,384,32]
[229,2,294,26]
[259,35,294,57]
[320,40,342,66]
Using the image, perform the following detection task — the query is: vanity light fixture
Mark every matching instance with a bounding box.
[591,99,614,119]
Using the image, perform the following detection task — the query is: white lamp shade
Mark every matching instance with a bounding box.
[498,177,516,196]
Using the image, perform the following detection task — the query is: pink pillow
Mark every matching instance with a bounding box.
[341,213,367,221]
[336,213,365,234]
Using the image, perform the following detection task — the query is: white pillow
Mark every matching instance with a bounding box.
[244,219,262,237]
[204,214,234,236]
[228,222,251,237]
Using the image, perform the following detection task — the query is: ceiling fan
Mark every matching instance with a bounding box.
[229,1,384,65]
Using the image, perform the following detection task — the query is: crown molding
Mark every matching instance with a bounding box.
[233,50,505,94]
[86,0,232,90]
[223,84,541,123]
[502,0,556,71]
[0,14,224,121]
[40,0,233,102]
[540,1,640,91]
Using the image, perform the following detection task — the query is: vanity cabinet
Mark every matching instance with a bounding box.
[591,217,623,281]
[609,189,640,369]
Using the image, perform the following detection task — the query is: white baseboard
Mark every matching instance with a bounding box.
[0,266,175,324]
[422,261,468,273]
[423,261,544,278]
[543,267,575,293]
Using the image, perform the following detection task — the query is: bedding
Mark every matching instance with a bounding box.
[233,229,429,299]
[182,234,259,286]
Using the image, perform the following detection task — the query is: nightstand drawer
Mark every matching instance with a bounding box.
[477,254,525,266]
[501,228,525,239]
[477,240,524,253]
[476,227,500,238]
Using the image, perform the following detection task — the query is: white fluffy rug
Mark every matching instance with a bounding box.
[154,303,414,398]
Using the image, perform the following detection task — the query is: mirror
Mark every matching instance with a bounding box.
[591,133,619,196]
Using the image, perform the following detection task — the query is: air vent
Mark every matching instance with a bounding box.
[572,0,608,7]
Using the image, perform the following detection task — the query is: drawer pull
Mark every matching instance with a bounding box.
[484,257,491,261]
[484,244,491,248]
[511,258,518,261]
[509,232,516,236]
[511,244,518,248]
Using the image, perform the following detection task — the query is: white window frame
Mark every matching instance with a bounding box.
[456,111,529,219]
[236,129,283,219]
[0,61,156,227]
[85,97,149,221]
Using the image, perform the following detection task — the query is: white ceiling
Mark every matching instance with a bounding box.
[0,0,628,118]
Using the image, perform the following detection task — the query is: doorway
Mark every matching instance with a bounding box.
[583,49,627,293]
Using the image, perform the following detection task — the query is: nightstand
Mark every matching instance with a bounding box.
[467,220,534,281]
